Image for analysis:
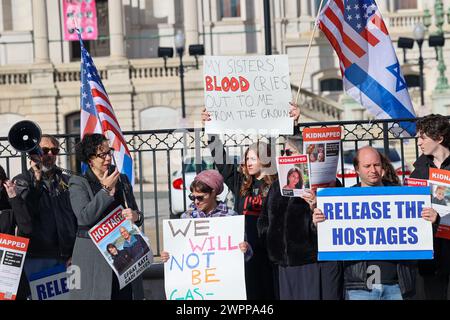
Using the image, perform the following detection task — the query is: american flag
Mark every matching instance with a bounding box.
[79,36,134,185]
[318,0,416,136]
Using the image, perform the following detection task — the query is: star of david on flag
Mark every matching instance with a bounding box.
[318,0,417,136]
[79,32,134,185]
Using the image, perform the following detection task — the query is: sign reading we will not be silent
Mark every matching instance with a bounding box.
[204,55,293,135]
[163,216,246,300]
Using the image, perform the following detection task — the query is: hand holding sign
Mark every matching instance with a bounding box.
[313,208,326,226]
[421,207,438,223]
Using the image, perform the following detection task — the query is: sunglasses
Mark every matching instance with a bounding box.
[280,149,293,156]
[41,147,60,155]
[95,148,114,160]
[189,194,207,202]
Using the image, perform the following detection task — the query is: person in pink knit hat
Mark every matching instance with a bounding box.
[161,169,251,263]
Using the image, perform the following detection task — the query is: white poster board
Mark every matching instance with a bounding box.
[204,55,293,135]
[163,216,246,300]
[316,186,433,261]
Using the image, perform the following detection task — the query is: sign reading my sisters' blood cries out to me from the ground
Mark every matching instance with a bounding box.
[204,55,293,135]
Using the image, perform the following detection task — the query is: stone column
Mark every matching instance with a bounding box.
[388,0,395,12]
[32,0,49,63]
[183,0,199,47]
[377,0,389,13]
[300,0,309,16]
[108,0,125,58]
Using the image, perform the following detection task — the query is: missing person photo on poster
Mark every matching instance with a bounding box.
[428,168,450,239]
[276,154,310,197]
[302,127,341,189]
[89,205,153,288]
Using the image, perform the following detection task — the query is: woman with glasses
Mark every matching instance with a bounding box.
[257,136,343,300]
[161,170,251,262]
[68,133,145,300]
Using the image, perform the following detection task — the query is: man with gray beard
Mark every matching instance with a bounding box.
[14,134,77,297]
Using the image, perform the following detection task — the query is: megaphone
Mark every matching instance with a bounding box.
[8,120,42,155]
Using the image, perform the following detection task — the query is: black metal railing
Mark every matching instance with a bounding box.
[0,118,424,257]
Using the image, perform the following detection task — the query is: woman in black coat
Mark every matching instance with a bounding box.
[258,137,343,300]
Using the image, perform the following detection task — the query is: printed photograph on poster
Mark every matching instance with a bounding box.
[429,184,450,224]
[89,206,153,289]
[428,168,450,239]
[302,127,341,189]
[276,155,310,197]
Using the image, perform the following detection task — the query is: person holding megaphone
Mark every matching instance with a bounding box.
[9,121,78,299]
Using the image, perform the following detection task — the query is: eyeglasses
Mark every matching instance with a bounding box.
[41,147,60,155]
[95,149,114,160]
[189,194,207,202]
[280,149,293,156]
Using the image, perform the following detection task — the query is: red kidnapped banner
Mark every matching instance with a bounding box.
[89,207,125,243]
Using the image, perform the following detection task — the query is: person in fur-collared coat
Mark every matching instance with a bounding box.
[258,137,343,300]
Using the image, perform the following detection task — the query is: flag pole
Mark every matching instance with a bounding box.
[295,0,326,106]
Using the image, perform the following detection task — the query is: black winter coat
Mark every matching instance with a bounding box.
[258,182,317,266]
[343,182,417,298]
[14,168,77,259]
[410,154,450,276]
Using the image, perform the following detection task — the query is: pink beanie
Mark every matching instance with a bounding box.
[193,170,224,195]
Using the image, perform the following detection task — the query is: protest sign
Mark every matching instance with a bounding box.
[276,155,310,197]
[163,215,246,300]
[429,168,450,240]
[316,186,433,261]
[29,265,70,300]
[204,55,293,135]
[63,0,98,41]
[302,127,341,189]
[89,205,153,289]
[0,233,28,300]
[404,178,428,187]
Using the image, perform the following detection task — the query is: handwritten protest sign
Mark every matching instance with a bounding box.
[0,233,28,300]
[89,206,153,289]
[63,0,98,41]
[276,155,310,197]
[163,216,246,300]
[204,55,293,135]
[429,168,450,239]
[317,186,433,261]
[29,265,70,300]
[303,127,341,189]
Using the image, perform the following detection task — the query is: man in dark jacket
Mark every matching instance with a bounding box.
[410,114,450,300]
[314,146,438,300]
[13,135,77,294]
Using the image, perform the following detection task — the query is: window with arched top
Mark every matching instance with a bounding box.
[320,78,343,92]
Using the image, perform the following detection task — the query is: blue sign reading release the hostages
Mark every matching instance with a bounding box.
[316,186,434,261]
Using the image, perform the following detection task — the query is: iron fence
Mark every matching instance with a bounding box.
[0,118,424,257]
